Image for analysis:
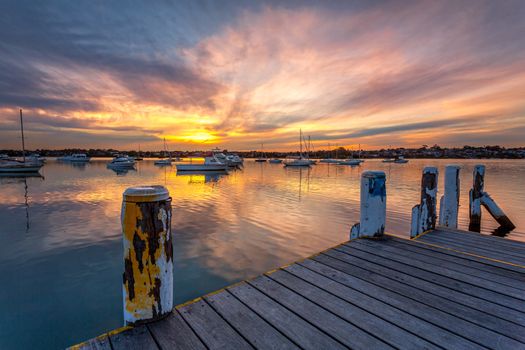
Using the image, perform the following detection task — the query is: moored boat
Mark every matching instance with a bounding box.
[58,153,91,162]
[0,110,43,174]
[107,155,136,169]
[269,159,282,163]
[283,129,312,167]
[338,159,361,166]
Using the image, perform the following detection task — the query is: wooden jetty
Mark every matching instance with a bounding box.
[71,166,524,349]
[72,229,525,350]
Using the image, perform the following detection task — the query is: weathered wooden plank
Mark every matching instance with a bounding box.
[228,281,346,350]
[205,290,299,350]
[109,325,159,350]
[344,241,525,308]
[312,254,525,349]
[297,259,482,349]
[72,335,112,350]
[178,298,253,350]
[267,268,439,350]
[430,229,525,257]
[418,234,525,266]
[389,236,525,281]
[383,238,525,289]
[437,226,525,248]
[331,245,525,327]
[409,235,525,274]
[148,311,206,350]
[283,263,473,349]
[248,275,393,349]
[352,239,525,296]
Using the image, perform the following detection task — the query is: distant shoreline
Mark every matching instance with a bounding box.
[2,145,525,160]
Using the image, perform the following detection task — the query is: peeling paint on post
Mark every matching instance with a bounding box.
[350,171,386,239]
[469,165,485,232]
[439,165,460,228]
[410,205,420,238]
[122,185,173,325]
[480,192,516,230]
[410,167,438,238]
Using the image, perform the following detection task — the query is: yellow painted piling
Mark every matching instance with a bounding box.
[121,185,173,325]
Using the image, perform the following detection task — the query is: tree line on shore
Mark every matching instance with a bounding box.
[1,145,524,159]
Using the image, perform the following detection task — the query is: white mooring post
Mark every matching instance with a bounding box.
[350,171,386,239]
[122,186,173,325]
[469,165,485,232]
[410,167,438,238]
[439,165,460,228]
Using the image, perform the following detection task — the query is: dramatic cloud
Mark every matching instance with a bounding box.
[0,0,524,150]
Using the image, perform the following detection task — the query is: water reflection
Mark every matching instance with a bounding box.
[0,159,524,349]
[176,170,228,183]
[0,173,44,233]
[107,167,137,176]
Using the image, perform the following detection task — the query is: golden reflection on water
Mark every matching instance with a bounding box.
[1,158,525,349]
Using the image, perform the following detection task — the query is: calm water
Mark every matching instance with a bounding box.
[1,158,524,349]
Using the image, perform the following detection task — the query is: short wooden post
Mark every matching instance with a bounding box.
[469,165,485,232]
[410,167,438,237]
[122,185,173,325]
[439,165,460,228]
[480,192,516,230]
[350,171,386,239]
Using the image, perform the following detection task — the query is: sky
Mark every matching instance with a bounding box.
[0,0,524,151]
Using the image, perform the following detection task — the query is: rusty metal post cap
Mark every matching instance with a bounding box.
[123,185,170,203]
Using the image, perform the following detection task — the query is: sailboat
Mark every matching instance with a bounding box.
[135,144,143,161]
[154,138,172,166]
[284,130,311,167]
[0,109,44,173]
[255,143,267,162]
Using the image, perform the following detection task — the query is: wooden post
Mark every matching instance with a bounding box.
[350,171,386,239]
[439,165,460,228]
[122,185,173,325]
[411,167,438,238]
[480,192,516,230]
[469,165,485,232]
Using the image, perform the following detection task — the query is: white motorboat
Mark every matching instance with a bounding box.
[176,156,228,171]
[107,155,136,169]
[394,155,409,163]
[382,158,395,163]
[0,110,44,174]
[338,159,361,166]
[212,148,243,166]
[269,159,282,163]
[58,153,91,162]
[28,153,46,163]
[225,154,243,166]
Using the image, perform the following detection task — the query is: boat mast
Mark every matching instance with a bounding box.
[299,129,303,158]
[20,109,26,162]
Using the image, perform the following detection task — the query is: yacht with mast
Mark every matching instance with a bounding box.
[154,138,172,166]
[255,143,267,162]
[0,109,44,173]
[284,130,311,167]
